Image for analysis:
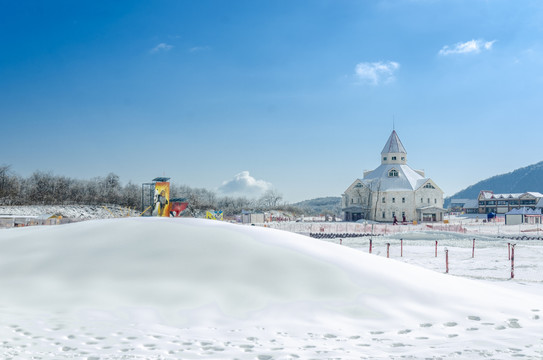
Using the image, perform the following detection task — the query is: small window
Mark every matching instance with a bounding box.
[382,212,386,219]
[424,183,436,189]
[383,157,387,161]
[392,211,396,217]
[402,197,405,203]
[391,156,397,160]
[388,169,399,177]
[401,211,405,217]
[382,197,386,203]
[421,198,423,203]
[427,198,430,204]
[392,198,395,203]
[351,199,353,204]
[434,199,437,204]
[401,157,405,161]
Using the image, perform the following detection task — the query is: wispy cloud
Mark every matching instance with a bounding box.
[150,43,173,54]
[354,61,400,85]
[438,39,496,56]
[188,46,211,53]
[218,171,272,198]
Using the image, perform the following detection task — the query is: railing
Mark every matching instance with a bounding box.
[262,220,543,238]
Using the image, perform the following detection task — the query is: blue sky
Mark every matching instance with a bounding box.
[2,0,543,202]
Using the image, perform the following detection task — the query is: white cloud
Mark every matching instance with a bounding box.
[150,43,173,53]
[438,39,496,56]
[354,61,400,85]
[218,171,273,198]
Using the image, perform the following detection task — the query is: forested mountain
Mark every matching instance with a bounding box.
[292,196,341,216]
[445,161,543,206]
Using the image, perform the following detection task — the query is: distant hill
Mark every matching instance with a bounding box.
[445,161,543,207]
[292,196,341,216]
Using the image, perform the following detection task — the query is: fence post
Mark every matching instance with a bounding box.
[435,241,438,257]
[386,243,390,258]
[472,238,475,258]
[339,238,342,245]
[401,238,403,257]
[508,242,510,261]
[369,239,372,254]
[445,248,449,274]
[511,244,516,279]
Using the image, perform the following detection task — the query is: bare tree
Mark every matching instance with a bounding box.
[258,189,283,209]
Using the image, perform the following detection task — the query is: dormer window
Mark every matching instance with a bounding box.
[383,157,387,161]
[423,183,435,189]
[391,156,397,160]
[388,169,399,177]
[401,157,405,161]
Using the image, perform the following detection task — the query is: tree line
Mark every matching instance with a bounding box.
[0,166,300,216]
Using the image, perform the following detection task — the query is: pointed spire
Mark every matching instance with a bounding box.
[381,130,406,154]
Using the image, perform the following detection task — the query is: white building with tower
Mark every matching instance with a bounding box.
[342,130,445,223]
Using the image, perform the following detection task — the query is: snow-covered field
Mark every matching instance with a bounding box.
[0,205,138,221]
[0,218,542,359]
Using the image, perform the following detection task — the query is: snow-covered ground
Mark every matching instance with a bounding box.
[0,205,138,221]
[0,218,542,359]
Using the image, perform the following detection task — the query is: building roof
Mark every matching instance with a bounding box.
[506,207,542,215]
[479,191,543,200]
[381,130,407,154]
[362,164,431,192]
[450,199,471,205]
[463,199,479,209]
[525,192,543,197]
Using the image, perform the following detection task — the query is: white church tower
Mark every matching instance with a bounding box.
[342,130,444,223]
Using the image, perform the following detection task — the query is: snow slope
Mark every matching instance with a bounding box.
[0,218,541,359]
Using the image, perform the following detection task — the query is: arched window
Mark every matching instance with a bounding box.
[388,169,399,177]
[423,183,435,189]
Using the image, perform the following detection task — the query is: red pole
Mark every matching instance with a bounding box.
[401,238,403,257]
[508,242,510,260]
[369,239,372,254]
[339,238,342,245]
[511,244,515,279]
[386,243,390,258]
[472,238,475,258]
[435,241,438,257]
[445,249,449,273]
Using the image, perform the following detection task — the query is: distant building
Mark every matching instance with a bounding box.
[448,198,479,214]
[449,199,472,212]
[342,130,445,223]
[477,190,543,214]
[463,199,479,214]
[505,207,542,225]
[241,212,265,224]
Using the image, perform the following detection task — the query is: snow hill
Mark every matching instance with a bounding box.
[0,218,541,359]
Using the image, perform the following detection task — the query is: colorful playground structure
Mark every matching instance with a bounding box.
[141,177,188,217]
[205,210,223,221]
